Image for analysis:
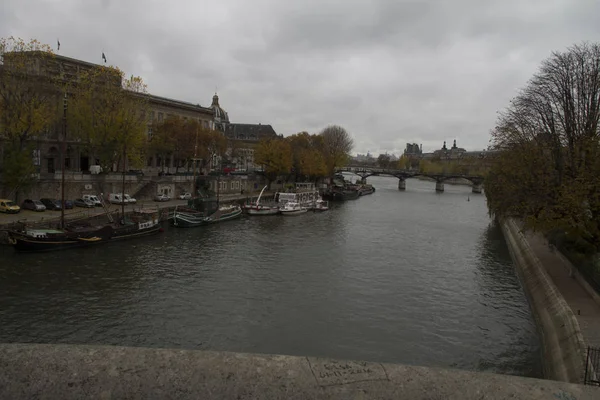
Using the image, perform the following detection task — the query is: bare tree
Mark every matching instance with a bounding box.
[487,42,600,252]
[319,125,354,176]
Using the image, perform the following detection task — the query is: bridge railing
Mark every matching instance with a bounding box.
[337,166,485,180]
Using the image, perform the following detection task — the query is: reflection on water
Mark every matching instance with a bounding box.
[0,176,541,377]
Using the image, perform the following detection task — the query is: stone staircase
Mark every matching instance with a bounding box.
[131,180,152,199]
[133,180,158,201]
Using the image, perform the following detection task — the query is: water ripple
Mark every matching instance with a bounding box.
[0,177,541,377]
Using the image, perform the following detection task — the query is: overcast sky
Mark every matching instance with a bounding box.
[2,0,599,154]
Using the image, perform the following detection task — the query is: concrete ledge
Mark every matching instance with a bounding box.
[500,218,587,383]
[1,343,598,399]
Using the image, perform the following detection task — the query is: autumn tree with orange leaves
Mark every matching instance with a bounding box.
[0,37,60,198]
[69,65,149,171]
[254,138,293,185]
[286,132,327,180]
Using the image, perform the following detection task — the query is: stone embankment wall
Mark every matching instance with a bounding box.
[0,343,598,399]
[1,174,273,202]
[500,217,586,383]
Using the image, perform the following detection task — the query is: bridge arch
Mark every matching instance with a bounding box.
[335,166,484,193]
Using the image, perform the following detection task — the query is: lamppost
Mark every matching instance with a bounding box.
[60,91,67,229]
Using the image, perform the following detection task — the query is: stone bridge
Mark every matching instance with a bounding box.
[337,166,485,193]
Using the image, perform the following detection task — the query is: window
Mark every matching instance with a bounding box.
[203,120,209,129]
[231,181,235,190]
[147,157,153,167]
[149,111,155,121]
[147,126,153,140]
[236,181,240,189]
[158,112,163,122]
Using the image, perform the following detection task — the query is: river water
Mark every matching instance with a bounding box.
[0,176,541,377]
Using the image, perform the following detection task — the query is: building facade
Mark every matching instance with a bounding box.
[404,143,423,156]
[143,94,214,175]
[0,52,215,177]
[207,94,278,171]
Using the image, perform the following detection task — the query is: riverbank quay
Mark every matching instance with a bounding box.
[525,230,600,348]
[0,192,274,245]
[500,217,588,384]
[0,344,597,399]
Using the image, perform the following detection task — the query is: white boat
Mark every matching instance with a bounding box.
[279,201,307,216]
[275,182,320,209]
[246,205,279,216]
[312,199,329,212]
[244,185,279,216]
[173,199,242,227]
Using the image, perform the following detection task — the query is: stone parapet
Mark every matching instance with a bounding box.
[0,343,598,399]
[500,217,587,383]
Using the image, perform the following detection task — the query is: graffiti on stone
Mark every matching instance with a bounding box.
[307,359,388,386]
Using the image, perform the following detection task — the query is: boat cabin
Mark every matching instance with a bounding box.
[275,183,320,206]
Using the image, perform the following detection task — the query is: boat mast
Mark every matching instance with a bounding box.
[256,185,267,206]
[121,142,126,221]
[192,122,198,196]
[60,91,67,229]
[217,155,220,205]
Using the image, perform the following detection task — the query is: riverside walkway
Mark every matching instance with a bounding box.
[0,343,598,399]
[525,231,600,348]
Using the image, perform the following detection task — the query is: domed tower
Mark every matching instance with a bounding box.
[210,93,230,132]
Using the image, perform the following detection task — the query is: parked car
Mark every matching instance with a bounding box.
[22,199,46,212]
[124,194,137,204]
[59,199,74,210]
[108,193,127,205]
[178,192,192,200]
[40,198,62,211]
[0,199,20,214]
[154,193,170,202]
[82,194,102,206]
[74,198,95,208]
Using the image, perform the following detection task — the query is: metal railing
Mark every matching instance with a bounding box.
[584,346,600,386]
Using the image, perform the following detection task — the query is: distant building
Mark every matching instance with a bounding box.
[210,93,230,132]
[352,153,377,164]
[432,139,466,160]
[207,94,278,171]
[404,143,423,156]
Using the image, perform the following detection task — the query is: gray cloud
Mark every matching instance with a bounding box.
[2,0,600,154]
